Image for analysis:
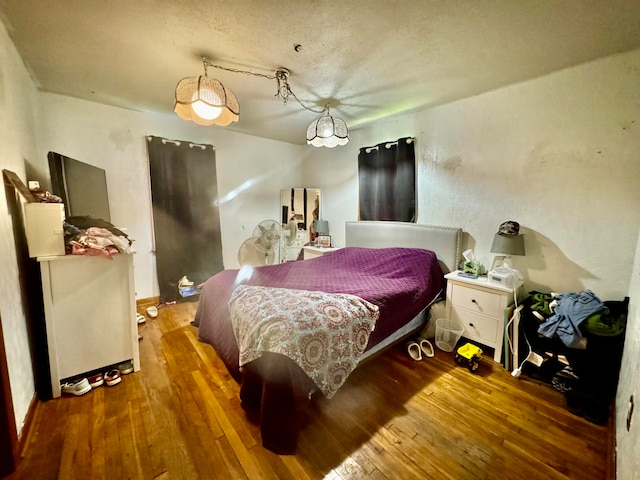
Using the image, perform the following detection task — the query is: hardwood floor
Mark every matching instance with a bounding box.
[9,301,613,479]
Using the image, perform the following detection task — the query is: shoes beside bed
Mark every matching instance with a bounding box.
[406,338,435,361]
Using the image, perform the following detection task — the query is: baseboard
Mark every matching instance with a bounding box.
[17,393,38,458]
[136,296,160,308]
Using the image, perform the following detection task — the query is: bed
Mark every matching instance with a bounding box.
[194,221,462,453]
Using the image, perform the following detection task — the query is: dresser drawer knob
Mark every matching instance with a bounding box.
[471,299,477,303]
[469,322,475,328]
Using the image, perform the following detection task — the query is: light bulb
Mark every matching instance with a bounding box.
[318,124,334,137]
[191,97,222,120]
[191,85,222,120]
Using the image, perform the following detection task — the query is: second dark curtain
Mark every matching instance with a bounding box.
[147,136,223,302]
[358,137,416,222]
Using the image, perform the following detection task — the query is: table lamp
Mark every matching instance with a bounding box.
[490,221,525,271]
[490,233,525,268]
[314,220,329,236]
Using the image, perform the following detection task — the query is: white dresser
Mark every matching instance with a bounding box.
[444,271,523,363]
[38,253,140,397]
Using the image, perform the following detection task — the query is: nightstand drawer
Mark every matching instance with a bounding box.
[449,283,502,318]
[450,309,499,344]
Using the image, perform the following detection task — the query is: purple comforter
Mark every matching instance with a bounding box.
[194,247,444,453]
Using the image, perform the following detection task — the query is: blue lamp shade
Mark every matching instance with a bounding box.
[490,234,525,256]
[315,220,329,235]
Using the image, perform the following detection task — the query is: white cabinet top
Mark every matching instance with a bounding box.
[37,252,134,262]
[444,270,522,293]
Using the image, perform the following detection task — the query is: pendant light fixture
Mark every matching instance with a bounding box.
[174,60,239,126]
[173,58,349,147]
[306,106,349,148]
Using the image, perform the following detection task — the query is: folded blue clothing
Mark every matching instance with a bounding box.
[537,290,608,348]
[179,285,201,297]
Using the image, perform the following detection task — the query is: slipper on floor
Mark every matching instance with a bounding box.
[136,313,146,324]
[418,338,435,358]
[406,341,422,361]
[146,306,158,318]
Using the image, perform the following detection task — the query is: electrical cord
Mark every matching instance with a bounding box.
[496,266,533,378]
[507,304,541,378]
[505,305,531,377]
[502,267,520,354]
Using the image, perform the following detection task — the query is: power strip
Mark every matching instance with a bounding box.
[528,351,544,367]
[512,351,545,378]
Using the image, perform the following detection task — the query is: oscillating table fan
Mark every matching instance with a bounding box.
[237,219,280,266]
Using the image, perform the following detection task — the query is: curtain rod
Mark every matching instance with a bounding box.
[362,136,414,153]
[146,136,214,150]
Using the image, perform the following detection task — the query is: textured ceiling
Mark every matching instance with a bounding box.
[2,0,640,145]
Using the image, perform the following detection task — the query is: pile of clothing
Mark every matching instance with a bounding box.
[64,216,135,258]
[519,291,628,425]
[535,290,624,348]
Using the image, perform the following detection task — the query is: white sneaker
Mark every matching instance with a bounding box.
[105,369,122,387]
[61,378,91,396]
[118,361,134,375]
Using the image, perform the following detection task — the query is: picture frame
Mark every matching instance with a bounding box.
[316,235,331,247]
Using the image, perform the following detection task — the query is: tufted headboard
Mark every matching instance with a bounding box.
[345,221,462,273]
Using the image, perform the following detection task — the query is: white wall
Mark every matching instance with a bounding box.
[616,230,640,480]
[304,48,640,479]
[37,94,304,300]
[0,22,44,433]
[305,49,640,300]
[2,15,305,435]
[3,12,640,475]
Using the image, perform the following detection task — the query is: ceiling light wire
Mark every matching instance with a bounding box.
[203,59,326,114]
[176,57,348,147]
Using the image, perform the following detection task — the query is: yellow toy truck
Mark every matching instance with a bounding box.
[454,343,483,372]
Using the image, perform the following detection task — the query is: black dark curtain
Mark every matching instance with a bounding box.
[147,136,223,302]
[358,137,415,222]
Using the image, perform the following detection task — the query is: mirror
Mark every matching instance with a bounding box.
[279,188,321,262]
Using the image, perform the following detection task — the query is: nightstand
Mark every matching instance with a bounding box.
[444,271,523,363]
[302,246,340,260]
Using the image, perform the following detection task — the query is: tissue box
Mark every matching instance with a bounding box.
[463,260,481,277]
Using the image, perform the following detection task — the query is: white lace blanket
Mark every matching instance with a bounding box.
[229,285,380,398]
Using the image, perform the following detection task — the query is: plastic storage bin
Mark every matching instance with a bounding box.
[24,203,66,257]
[435,318,464,352]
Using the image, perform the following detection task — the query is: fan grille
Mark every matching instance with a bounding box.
[252,220,281,253]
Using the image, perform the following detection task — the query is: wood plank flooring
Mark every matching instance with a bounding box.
[9,300,613,479]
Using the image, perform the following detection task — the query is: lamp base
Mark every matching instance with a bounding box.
[488,255,522,288]
[489,255,513,272]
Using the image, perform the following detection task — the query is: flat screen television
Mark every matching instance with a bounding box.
[47,151,111,222]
